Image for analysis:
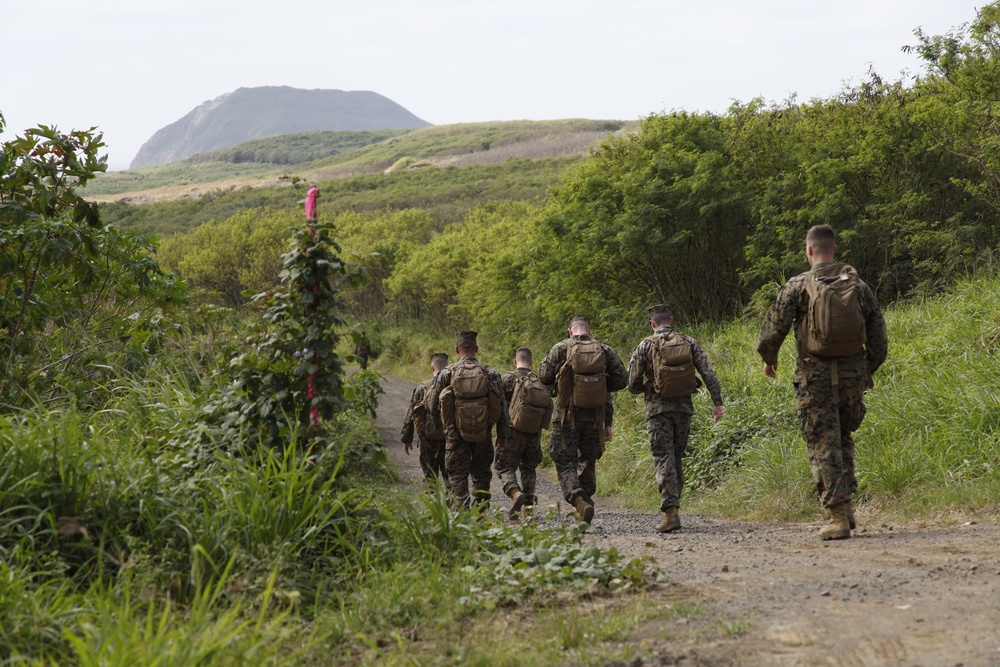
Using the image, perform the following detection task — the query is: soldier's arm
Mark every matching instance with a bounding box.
[757,280,801,367]
[400,386,418,443]
[626,340,649,395]
[536,343,563,386]
[491,369,511,440]
[691,340,724,407]
[501,372,516,404]
[604,345,629,393]
[863,285,888,375]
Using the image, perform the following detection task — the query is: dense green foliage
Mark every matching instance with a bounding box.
[0,114,184,410]
[0,117,650,665]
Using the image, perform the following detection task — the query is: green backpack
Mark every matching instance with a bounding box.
[508,371,553,434]
[413,380,445,440]
[556,338,607,410]
[803,263,867,358]
[439,360,503,442]
[649,331,699,398]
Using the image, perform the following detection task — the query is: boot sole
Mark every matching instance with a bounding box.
[820,529,851,540]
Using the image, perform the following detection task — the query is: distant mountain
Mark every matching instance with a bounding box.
[130,86,431,168]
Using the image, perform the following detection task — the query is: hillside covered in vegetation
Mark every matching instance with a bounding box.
[3,4,1000,665]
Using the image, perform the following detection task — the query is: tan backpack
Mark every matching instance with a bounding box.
[508,371,553,434]
[439,359,503,442]
[649,332,699,398]
[803,263,867,358]
[413,380,445,440]
[556,338,607,410]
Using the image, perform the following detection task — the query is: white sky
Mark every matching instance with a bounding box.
[1,0,980,170]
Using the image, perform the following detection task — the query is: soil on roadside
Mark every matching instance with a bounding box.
[375,374,1000,667]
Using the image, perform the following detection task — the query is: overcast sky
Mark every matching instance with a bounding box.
[1,0,981,170]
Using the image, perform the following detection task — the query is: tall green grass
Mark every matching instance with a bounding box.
[601,276,1000,521]
[0,359,656,665]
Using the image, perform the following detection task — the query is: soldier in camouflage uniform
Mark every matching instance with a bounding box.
[426,331,509,510]
[497,347,546,520]
[627,304,724,533]
[400,352,449,486]
[538,315,628,524]
[757,225,888,540]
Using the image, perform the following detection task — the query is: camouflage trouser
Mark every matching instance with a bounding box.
[647,411,692,511]
[548,416,602,505]
[494,428,543,503]
[795,372,866,508]
[445,436,495,508]
[418,437,446,487]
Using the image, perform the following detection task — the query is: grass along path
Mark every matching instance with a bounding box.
[375,374,1000,666]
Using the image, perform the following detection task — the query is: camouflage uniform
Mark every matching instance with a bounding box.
[757,262,888,508]
[400,380,447,485]
[495,368,545,505]
[537,335,628,506]
[627,326,724,511]
[426,356,510,508]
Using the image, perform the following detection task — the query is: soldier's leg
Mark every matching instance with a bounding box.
[648,413,681,511]
[549,421,584,504]
[432,439,447,481]
[470,439,495,507]
[417,438,437,484]
[674,413,692,500]
[520,433,544,504]
[494,431,523,498]
[576,421,602,503]
[445,438,473,508]
[839,376,867,497]
[796,380,851,508]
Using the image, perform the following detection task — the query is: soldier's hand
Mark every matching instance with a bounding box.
[403,441,412,455]
[863,375,874,391]
[764,363,778,378]
[496,437,508,448]
[603,426,612,442]
[712,405,724,422]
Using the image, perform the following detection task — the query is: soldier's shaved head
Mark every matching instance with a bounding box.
[806,225,837,254]
[515,347,532,367]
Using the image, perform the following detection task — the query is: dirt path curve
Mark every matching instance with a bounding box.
[375,375,1000,667]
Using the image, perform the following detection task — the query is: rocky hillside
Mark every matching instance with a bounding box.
[130,86,431,168]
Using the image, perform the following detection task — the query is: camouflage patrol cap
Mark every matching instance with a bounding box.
[646,304,673,317]
[455,331,478,347]
[430,352,449,361]
[567,314,590,326]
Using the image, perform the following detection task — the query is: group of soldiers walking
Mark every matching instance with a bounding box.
[401,225,888,540]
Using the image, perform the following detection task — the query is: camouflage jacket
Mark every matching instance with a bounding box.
[757,263,889,382]
[626,326,724,417]
[400,379,436,444]
[425,356,511,440]
[537,335,628,425]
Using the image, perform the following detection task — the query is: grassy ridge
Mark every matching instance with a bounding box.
[98,157,581,237]
[87,130,410,197]
[85,119,634,202]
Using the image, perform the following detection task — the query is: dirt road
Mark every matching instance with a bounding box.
[375,375,1000,667]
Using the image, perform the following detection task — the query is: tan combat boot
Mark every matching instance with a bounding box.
[846,498,856,530]
[574,496,594,524]
[656,507,681,533]
[508,490,527,521]
[819,502,851,540]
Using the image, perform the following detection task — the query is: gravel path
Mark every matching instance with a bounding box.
[375,374,1000,666]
